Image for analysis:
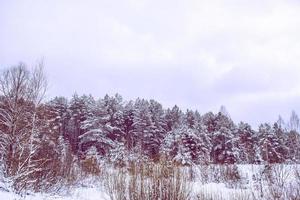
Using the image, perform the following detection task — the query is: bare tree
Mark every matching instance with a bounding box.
[26,62,48,185]
[0,62,47,193]
[219,105,231,119]
[0,64,30,177]
[277,115,285,130]
[288,110,300,132]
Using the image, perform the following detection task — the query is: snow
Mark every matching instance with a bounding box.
[0,164,299,200]
[0,187,109,200]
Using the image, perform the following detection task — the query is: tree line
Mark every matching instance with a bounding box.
[0,63,299,192]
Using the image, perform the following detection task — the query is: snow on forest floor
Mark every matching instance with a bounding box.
[0,164,299,200]
[0,185,110,200]
[0,188,109,200]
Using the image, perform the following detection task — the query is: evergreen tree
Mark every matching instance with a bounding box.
[257,123,286,163]
[236,122,256,164]
[285,130,300,162]
[184,109,196,129]
[122,101,135,150]
[80,94,124,159]
[69,94,94,153]
[45,97,69,139]
[131,98,152,160]
[210,112,236,164]
[165,105,183,131]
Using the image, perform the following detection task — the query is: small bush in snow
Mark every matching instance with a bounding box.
[103,160,191,200]
[222,165,245,189]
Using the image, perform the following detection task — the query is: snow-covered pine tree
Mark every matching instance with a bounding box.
[210,112,236,164]
[161,124,209,165]
[284,128,300,162]
[69,94,95,153]
[184,109,196,129]
[202,112,217,134]
[273,123,289,162]
[164,105,183,132]
[102,94,127,165]
[257,123,286,163]
[194,120,212,165]
[79,94,125,162]
[45,97,69,138]
[161,109,210,165]
[131,98,152,161]
[235,122,256,164]
[43,97,73,180]
[145,100,167,160]
[122,101,135,151]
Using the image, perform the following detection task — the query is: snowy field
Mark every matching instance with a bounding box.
[1,164,299,200]
[0,187,109,200]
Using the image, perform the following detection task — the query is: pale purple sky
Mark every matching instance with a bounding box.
[1,0,300,128]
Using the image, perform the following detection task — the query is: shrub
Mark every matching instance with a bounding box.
[264,164,290,200]
[103,160,191,200]
[222,165,244,189]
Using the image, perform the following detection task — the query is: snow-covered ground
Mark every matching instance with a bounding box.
[0,188,109,200]
[1,164,299,200]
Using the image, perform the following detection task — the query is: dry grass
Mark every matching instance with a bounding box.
[103,160,191,200]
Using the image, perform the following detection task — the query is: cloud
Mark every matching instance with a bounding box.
[1,0,300,128]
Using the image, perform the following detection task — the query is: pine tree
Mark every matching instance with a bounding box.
[184,109,196,129]
[80,94,124,160]
[210,112,236,164]
[69,94,94,153]
[131,98,152,161]
[285,129,300,162]
[257,123,286,163]
[43,97,72,178]
[194,112,212,164]
[202,112,217,133]
[236,122,256,164]
[165,105,183,131]
[45,97,69,139]
[145,100,167,160]
[161,117,211,165]
[122,101,135,150]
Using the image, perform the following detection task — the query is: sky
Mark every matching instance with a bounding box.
[1,0,300,128]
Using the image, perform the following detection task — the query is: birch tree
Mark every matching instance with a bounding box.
[0,62,47,192]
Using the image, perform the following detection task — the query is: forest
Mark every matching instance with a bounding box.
[0,64,300,199]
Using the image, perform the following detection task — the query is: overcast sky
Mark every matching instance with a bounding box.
[1,0,300,128]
